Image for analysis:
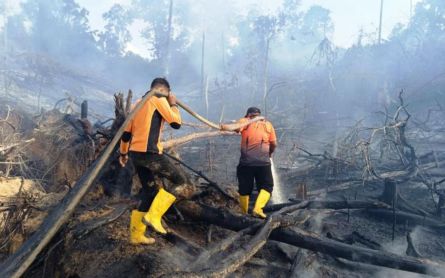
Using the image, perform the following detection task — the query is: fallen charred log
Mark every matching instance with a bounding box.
[171,216,291,277]
[326,231,382,251]
[177,201,445,276]
[363,208,445,230]
[72,203,128,240]
[264,199,390,213]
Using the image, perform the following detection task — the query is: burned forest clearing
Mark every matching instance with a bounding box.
[2,0,445,277]
[1,88,445,277]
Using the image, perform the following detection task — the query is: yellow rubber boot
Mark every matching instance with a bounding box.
[239,195,249,214]
[143,188,176,234]
[130,210,155,245]
[252,189,271,219]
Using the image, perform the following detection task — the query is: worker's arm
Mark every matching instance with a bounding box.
[269,142,277,156]
[269,123,277,157]
[119,122,132,167]
[221,118,249,133]
[153,94,182,129]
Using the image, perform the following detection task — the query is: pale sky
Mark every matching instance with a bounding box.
[300,0,421,46]
[76,0,421,58]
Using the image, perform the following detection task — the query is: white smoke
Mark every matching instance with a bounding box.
[0,0,23,30]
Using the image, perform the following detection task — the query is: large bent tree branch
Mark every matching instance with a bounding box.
[154,91,265,132]
[162,116,266,149]
[163,131,237,149]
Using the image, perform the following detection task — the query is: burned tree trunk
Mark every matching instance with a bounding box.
[379,178,398,205]
[81,100,88,120]
[378,178,432,217]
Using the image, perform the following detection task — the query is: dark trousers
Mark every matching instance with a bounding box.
[130,152,190,212]
[237,165,274,196]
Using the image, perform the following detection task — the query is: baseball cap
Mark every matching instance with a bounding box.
[245,107,261,117]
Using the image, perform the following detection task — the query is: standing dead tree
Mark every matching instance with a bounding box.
[286,91,445,219]
[352,90,418,181]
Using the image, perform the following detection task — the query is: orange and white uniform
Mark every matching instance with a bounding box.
[238,118,277,166]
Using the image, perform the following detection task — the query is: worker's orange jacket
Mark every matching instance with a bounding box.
[120,96,181,155]
[238,117,277,166]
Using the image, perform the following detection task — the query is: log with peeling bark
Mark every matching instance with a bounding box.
[162,131,237,149]
[177,201,445,276]
[161,116,267,149]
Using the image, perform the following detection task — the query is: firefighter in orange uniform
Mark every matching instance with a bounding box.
[119,77,191,245]
[223,107,277,218]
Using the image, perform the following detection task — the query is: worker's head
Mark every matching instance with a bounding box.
[245,107,261,119]
[151,77,171,94]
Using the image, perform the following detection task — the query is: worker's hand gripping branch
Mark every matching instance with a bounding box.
[119,153,129,167]
[167,92,178,107]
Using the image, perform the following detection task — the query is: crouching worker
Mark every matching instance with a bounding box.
[119,77,193,245]
[222,107,277,218]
